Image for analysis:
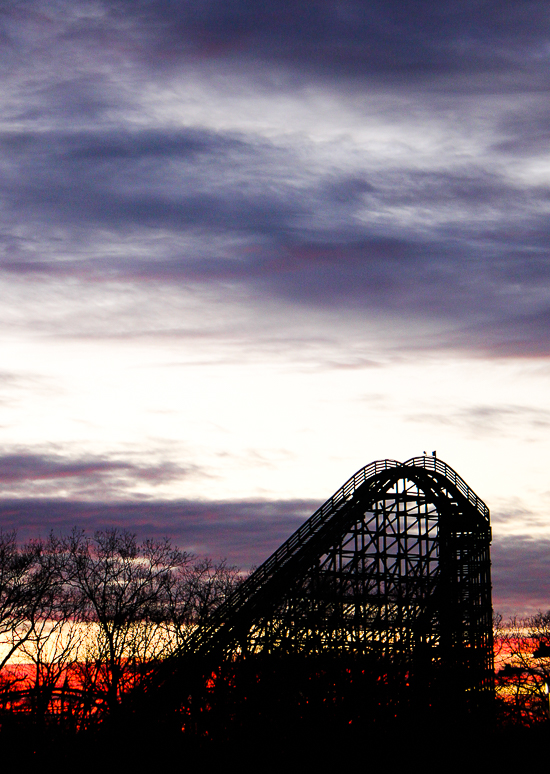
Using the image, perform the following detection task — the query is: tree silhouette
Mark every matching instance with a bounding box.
[63,528,186,716]
[495,612,550,725]
[0,533,61,676]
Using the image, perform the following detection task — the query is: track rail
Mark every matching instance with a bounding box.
[404,455,489,519]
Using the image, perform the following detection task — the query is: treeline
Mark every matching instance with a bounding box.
[0,528,240,728]
[494,611,550,726]
[3,525,550,760]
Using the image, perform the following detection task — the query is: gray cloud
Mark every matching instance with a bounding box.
[1,0,550,359]
[0,128,302,235]
[0,496,319,568]
[408,404,550,436]
[1,125,549,355]
[493,103,550,156]
[72,0,550,90]
[0,451,189,498]
[492,535,550,618]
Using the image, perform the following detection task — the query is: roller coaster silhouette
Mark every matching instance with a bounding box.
[185,456,493,720]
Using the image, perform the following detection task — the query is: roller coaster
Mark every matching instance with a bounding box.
[187,456,493,706]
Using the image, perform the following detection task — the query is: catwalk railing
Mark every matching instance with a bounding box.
[404,455,489,520]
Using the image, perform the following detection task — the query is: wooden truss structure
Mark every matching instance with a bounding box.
[188,456,493,705]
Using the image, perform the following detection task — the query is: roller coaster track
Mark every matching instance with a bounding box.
[186,456,490,658]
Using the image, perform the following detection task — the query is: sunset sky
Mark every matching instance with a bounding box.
[1,1,550,616]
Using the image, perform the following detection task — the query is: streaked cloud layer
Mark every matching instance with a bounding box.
[1,1,550,615]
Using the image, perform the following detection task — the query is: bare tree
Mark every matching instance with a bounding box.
[18,536,83,721]
[165,557,241,652]
[64,528,187,715]
[0,532,60,676]
[0,528,242,727]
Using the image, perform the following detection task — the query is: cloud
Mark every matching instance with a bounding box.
[87,0,550,89]
[0,451,189,498]
[0,496,319,568]
[407,404,550,436]
[0,0,549,361]
[459,308,550,357]
[0,453,131,482]
[492,103,550,156]
[491,535,550,618]
[0,128,303,239]
[2,128,549,344]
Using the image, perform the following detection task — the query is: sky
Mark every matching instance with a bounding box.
[1,0,550,617]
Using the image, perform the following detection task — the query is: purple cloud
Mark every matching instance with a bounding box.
[84,1,550,86]
[0,0,548,358]
[1,120,549,357]
[0,496,320,568]
[0,452,188,497]
[491,536,550,618]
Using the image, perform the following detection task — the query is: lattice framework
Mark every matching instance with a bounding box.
[189,457,493,700]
